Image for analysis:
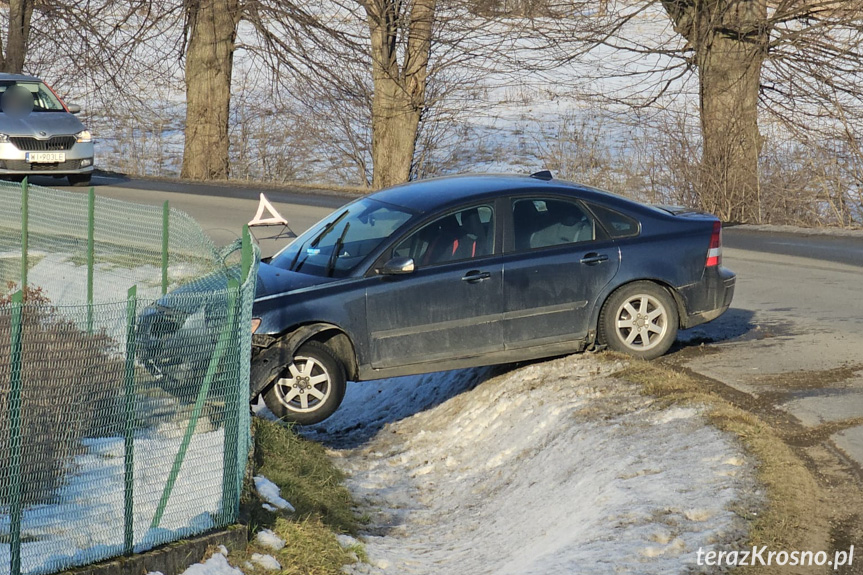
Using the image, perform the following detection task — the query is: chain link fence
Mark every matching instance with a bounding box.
[0,180,259,575]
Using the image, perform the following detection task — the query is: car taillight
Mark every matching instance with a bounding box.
[706,221,722,267]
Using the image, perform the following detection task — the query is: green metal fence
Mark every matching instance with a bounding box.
[0,179,259,575]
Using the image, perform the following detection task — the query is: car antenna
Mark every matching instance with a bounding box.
[530,170,553,181]
[248,193,297,241]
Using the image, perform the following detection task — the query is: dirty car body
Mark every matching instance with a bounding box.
[241,174,735,424]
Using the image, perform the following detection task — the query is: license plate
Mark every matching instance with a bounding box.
[25,152,65,163]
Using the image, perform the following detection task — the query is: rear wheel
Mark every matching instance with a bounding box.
[263,341,346,425]
[598,282,679,360]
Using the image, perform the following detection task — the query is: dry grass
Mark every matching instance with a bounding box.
[0,285,123,505]
[619,358,828,573]
[231,418,363,574]
[232,515,362,575]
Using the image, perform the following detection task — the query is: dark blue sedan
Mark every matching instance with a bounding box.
[246,172,735,424]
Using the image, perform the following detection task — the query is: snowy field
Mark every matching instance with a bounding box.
[64,4,696,189]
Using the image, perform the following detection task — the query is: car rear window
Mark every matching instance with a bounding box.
[586,203,640,238]
[512,198,595,250]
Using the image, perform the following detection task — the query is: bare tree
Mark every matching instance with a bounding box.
[181,0,242,179]
[527,0,863,223]
[2,0,35,73]
[241,0,438,188]
[363,0,436,188]
[243,0,509,189]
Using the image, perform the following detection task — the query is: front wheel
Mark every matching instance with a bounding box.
[598,282,679,360]
[263,341,346,425]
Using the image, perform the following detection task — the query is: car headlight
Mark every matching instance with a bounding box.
[0,134,9,144]
[76,130,92,143]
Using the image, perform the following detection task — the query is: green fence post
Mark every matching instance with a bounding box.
[162,201,169,295]
[219,276,242,525]
[242,225,252,279]
[151,280,238,530]
[87,187,95,334]
[20,177,28,290]
[124,286,137,555]
[9,290,23,575]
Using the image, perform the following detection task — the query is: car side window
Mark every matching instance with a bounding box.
[586,203,640,238]
[393,205,494,267]
[512,198,595,250]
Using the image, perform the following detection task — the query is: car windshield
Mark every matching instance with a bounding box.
[0,81,65,113]
[270,198,413,278]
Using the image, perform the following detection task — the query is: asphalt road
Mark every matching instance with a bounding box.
[724,226,863,267]
[47,174,863,477]
[37,173,347,258]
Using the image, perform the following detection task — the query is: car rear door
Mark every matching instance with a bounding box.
[365,203,504,369]
[502,196,621,349]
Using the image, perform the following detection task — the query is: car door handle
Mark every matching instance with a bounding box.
[462,270,491,283]
[580,253,609,266]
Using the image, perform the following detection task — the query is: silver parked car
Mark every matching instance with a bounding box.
[0,73,94,186]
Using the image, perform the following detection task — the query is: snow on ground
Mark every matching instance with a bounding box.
[248,553,281,571]
[298,367,497,448]
[254,528,286,551]
[173,546,243,575]
[310,354,758,575]
[0,421,226,575]
[253,476,295,512]
[25,252,205,306]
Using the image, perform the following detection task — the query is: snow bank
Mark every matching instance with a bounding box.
[321,355,757,575]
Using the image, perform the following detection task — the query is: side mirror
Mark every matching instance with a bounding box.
[66,104,81,114]
[378,257,415,275]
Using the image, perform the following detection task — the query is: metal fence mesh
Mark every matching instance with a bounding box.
[0,180,258,575]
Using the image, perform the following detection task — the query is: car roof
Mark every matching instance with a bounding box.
[0,73,42,83]
[368,174,638,214]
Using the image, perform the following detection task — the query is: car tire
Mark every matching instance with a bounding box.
[263,341,346,425]
[68,174,92,187]
[598,281,679,360]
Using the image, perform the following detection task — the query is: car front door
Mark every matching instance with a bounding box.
[502,196,621,349]
[365,204,504,369]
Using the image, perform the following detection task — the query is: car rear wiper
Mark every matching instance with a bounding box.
[326,222,350,278]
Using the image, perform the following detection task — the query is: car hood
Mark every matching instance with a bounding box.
[143,262,335,316]
[0,112,85,136]
[255,261,337,299]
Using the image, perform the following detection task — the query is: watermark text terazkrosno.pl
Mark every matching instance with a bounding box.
[696,546,854,569]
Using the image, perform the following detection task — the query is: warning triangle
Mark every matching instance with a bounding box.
[249,193,288,226]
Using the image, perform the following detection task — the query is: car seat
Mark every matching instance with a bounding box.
[422,215,463,265]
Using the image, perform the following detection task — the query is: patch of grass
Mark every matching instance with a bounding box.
[234,516,358,575]
[252,418,358,533]
[618,358,827,573]
[232,418,363,574]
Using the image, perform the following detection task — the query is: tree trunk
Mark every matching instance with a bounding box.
[181,0,240,180]
[3,0,35,73]
[365,0,435,190]
[662,0,767,223]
